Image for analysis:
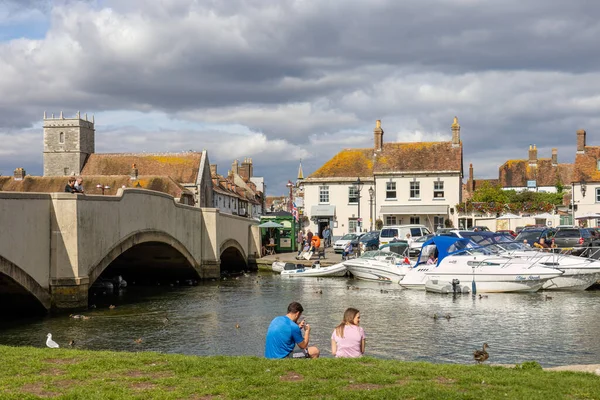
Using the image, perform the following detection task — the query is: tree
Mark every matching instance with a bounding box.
[471,182,510,204]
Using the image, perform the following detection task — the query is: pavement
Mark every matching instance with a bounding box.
[257,246,343,269]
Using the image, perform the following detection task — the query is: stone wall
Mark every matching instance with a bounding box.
[43,117,95,176]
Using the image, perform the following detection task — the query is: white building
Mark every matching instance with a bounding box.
[303,118,464,237]
[572,129,600,225]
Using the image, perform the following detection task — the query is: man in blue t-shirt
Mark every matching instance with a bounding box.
[265,302,320,359]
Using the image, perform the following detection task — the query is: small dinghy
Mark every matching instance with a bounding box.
[281,261,347,277]
[272,261,300,273]
[425,278,471,294]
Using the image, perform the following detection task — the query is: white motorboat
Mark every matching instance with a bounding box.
[281,261,347,277]
[454,232,600,291]
[400,236,563,293]
[343,247,413,284]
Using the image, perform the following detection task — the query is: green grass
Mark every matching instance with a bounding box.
[0,345,599,399]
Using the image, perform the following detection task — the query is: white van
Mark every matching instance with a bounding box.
[379,225,431,246]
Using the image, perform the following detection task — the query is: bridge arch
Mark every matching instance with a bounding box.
[88,230,200,285]
[219,239,248,274]
[0,255,51,313]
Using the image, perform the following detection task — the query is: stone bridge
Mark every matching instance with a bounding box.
[0,189,260,313]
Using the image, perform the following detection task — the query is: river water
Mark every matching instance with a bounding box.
[1,272,599,367]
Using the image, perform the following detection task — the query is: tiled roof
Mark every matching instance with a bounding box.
[499,159,573,187]
[0,175,193,199]
[573,147,600,182]
[474,179,499,190]
[309,141,462,178]
[81,153,202,183]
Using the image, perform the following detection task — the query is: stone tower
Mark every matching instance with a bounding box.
[43,111,95,176]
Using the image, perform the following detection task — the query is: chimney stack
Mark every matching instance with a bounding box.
[577,129,586,153]
[239,157,253,180]
[451,116,461,147]
[552,148,558,166]
[373,120,384,152]
[528,145,537,165]
[130,163,138,180]
[13,167,26,181]
[231,159,239,175]
[468,163,474,192]
[210,164,217,176]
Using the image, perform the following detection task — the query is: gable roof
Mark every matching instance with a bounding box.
[81,153,202,183]
[309,141,462,179]
[0,175,193,199]
[499,159,572,187]
[573,146,600,182]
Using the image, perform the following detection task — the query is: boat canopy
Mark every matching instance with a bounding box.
[415,236,472,266]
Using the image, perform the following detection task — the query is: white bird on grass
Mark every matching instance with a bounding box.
[46,333,59,348]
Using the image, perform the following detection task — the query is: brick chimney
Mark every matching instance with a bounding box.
[468,163,474,192]
[373,120,384,152]
[130,163,138,180]
[577,129,586,153]
[528,145,537,165]
[552,148,558,166]
[210,164,217,176]
[13,167,25,181]
[451,116,460,147]
[239,157,253,180]
[231,159,239,175]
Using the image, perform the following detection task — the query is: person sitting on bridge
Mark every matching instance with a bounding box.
[265,301,319,359]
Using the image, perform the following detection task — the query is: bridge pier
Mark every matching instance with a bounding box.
[50,277,89,310]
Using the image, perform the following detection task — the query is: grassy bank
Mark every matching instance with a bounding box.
[0,346,599,399]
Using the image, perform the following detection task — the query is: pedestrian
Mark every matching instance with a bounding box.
[307,229,313,245]
[323,226,331,248]
[64,177,78,193]
[74,177,85,193]
[297,230,304,256]
[331,308,365,358]
[264,302,320,359]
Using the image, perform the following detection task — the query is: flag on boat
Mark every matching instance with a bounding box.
[292,202,299,221]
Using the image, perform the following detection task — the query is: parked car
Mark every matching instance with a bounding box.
[553,227,593,255]
[333,233,364,254]
[359,230,380,252]
[379,225,431,246]
[515,226,526,234]
[409,234,435,256]
[515,227,556,247]
[496,229,517,238]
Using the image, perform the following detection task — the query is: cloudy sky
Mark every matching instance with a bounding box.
[1,0,599,195]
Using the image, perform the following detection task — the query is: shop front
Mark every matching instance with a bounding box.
[260,211,298,253]
[310,205,336,238]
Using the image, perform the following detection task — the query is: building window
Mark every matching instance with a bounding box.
[59,132,64,144]
[385,215,397,225]
[349,219,358,233]
[348,186,358,203]
[386,182,396,199]
[410,181,420,199]
[410,216,420,224]
[319,186,329,203]
[434,216,444,229]
[434,181,444,198]
[63,167,69,176]
[596,188,600,203]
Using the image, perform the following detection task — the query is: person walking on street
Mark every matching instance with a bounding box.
[323,226,331,248]
[297,230,305,256]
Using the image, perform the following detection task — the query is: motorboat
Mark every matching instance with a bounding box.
[272,261,298,273]
[281,261,347,277]
[343,242,413,283]
[400,236,563,293]
[448,231,600,291]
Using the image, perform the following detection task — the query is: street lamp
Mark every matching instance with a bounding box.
[286,180,294,212]
[96,184,110,195]
[353,177,364,233]
[368,186,374,231]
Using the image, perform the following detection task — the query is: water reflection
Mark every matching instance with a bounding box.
[1,273,600,367]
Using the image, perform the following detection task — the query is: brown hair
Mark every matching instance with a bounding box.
[335,308,360,338]
[287,302,304,314]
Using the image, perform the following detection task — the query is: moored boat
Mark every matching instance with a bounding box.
[344,243,413,283]
[281,261,347,277]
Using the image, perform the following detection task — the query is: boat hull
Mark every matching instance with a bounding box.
[344,259,411,283]
[281,263,347,277]
[542,271,600,291]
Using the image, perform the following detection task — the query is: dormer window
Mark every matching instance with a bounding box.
[59,132,64,144]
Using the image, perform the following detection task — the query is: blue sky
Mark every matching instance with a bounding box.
[1,1,600,195]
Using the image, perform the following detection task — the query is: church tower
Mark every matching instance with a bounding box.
[43,111,95,176]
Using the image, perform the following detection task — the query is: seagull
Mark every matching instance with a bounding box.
[46,333,59,348]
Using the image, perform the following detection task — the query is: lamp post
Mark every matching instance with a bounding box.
[96,184,110,195]
[353,177,364,233]
[368,186,374,231]
[286,180,294,212]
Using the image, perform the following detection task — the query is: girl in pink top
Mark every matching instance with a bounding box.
[331,308,365,358]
